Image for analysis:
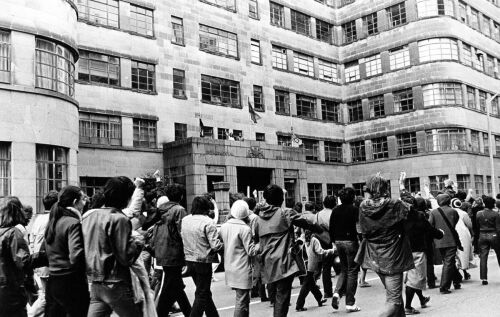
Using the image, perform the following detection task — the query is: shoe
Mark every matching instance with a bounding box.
[346,305,361,313]
[324,293,333,298]
[420,296,430,308]
[453,284,461,290]
[359,282,371,288]
[261,297,269,302]
[439,288,451,294]
[331,294,340,310]
[296,307,307,312]
[318,299,327,307]
[405,307,420,315]
[482,280,489,285]
[427,284,437,289]
[464,271,471,280]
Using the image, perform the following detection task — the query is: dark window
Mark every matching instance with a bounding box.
[479,90,487,112]
[369,95,385,118]
[232,129,243,140]
[36,145,68,211]
[291,10,311,36]
[171,16,184,45]
[201,74,240,107]
[387,2,407,27]
[0,143,10,199]
[350,141,366,162]
[199,24,238,58]
[466,86,475,109]
[475,175,484,195]
[308,183,323,206]
[393,89,413,112]
[457,174,470,191]
[133,119,157,148]
[218,128,229,140]
[342,20,357,43]
[426,128,467,152]
[302,139,319,161]
[174,123,187,141]
[173,69,186,98]
[404,177,420,194]
[256,132,265,141]
[79,112,121,146]
[316,19,333,43]
[363,12,378,35]
[397,132,418,156]
[324,141,343,162]
[348,100,363,122]
[296,94,316,119]
[253,85,264,111]
[371,137,388,159]
[321,99,339,122]
[270,2,285,27]
[429,174,448,196]
[278,135,292,146]
[0,31,10,83]
[327,184,344,197]
[251,39,261,64]
[130,4,153,36]
[249,0,259,18]
[353,182,365,197]
[78,50,119,86]
[275,90,290,115]
[80,177,109,197]
[131,61,155,92]
[202,126,214,138]
[77,0,119,28]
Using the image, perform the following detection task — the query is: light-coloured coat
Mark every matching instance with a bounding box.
[455,208,473,270]
[220,218,258,289]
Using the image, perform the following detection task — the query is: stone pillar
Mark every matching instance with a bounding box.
[380,51,391,73]
[119,1,131,32]
[318,140,325,162]
[387,135,398,158]
[310,17,317,39]
[213,182,230,223]
[409,42,419,66]
[365,140,373,161]
[286,49,294,71]
[384,92,394,115]
[121,58,132,89]
[361,98,370,120]
[377,10,388,33]
[122,117,134,147]
[316,97,323,120]
[355,18,364,40]
[413,86,424,109]
[416,130,427,154]
[343,143,352,163]
[290,92,297,116]
[226,165,238,194]
[272,168,284,188]
[11,142,37,210]
[284,7,292,29]
[11,31,35,87]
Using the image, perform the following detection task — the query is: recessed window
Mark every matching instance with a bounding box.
[474,52,484,71]
[36,145,68,211]
[363,12,378,35]
[318,59,338,83]
[393,88,414,112]
[0,31,10,83]
[493,23,500,42]
[470,9,479,30]
[133,119,157,148]
[368,95,384,118]
[471,130,480,152]
[486,55,495,75]
[484,133,490,155]
[293,52,314,77]
[36,38,75,96]
[350,141,366,162]
[387,2,407,27]
[253,85,264,111]
[344,61,360,82]
[249,0,259,18]
[459,1,467,23]
[481,15,491,37]
[426,128,467,151]
[348,100,363,122]
[342,20,357,43]
[77,0,119,28]
[278,135,292,146]
[202,126,214,138]
[321,99,339,122]
[296,94,317,119]
[199,25,238,58]
[171,16,184,45]
[371,137,389,159]
[456,174,470,191]
[479,90,487,112]
[173,69,186,98]
[174,123,187,141]
[308,183,323,206]
[79,112,121,146]
[272,45,287,70]
[327,183,345,197]
[200,0,235,11]
[130,4,153,36]
[0,143,10,199]
[291,10,311,36]
[256,132,265,141]
[270,2,285,27]
[364,54,382,77]
[251,39,261,64]
[474,175,484,195]
[429,174,448,196]
[275,90,290,115]
[218,128,229,140]
[417,0,453,17]
[303,139,319,161]
[131,61,155,93]
[422,83,462,107]
[461,43,472,67]
[405,177,421,194]
[389,46,410,70]
[397,132,418,156]
[201,74,240,107]
[316,19,333,43]
[466,86,475,109]
[325,141,343,162]
[78,50,119,86]
[80,177,109,198]
[418,38,458,62]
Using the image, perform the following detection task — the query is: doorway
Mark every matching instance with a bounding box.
[236,167,272,196]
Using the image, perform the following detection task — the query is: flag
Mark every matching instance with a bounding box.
[291,127,302,147]
[199,118,205,137]
[248,97,261,124]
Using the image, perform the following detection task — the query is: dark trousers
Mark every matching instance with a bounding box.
[267,283,276,303]
[269,276,293,317]
[479,233,500,280]
[234,289,250,317]
[157,266,192,317]
[296,271,322,309]
[321,256,333,297]
[334,240,360,306]
[45,273,89,317]
[0,285,27,317]
[438,247,462,290]
[425,248,436,287]
[405,286,425,309]
[378,273,405,317]
[187,262,219,317]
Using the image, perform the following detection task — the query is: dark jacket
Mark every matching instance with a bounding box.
[81,208,143,284]
[330,204,358,242]
[405,209,443,252]
[429,206,459,248]
[152,202,188,266]
[45,208,86,276]
[357,198,414,275]
[476,208,500,233]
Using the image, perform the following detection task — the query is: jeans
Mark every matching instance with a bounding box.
[377,273,405,317]
[88,282,142,317]
[45,273,89,317]
[0,284,27,317]
[296,271,322,309]
[234,289,250,317]
[438,247,462,290]
[334,240,360,306]
[157,266,191,317]
[267,283,276,303]
[187,262,219,317]
[425,247,436,287]
[270,276,293,317]
[479,233,500,280]
[321,256,333,296]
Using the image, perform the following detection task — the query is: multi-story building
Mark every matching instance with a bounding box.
[2,0,500,211]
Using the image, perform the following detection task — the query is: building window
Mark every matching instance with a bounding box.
[36,145,68,211]
[348,100,363,122]
[484,133,490,155]
[296,95,317,119]
[201,74,240,107]
[466,86,475,109]
[199,25,238,58]
[202,126,214,138]
[482,15,491,37]
[487,176,492,194]
[270,2,285,27]
[479,90,487,112]
[486,55,495,75]
[233,130,243,140]
[350,141,366,162]
[418,38,458,62]
[344,61,360,82]
[291,10,311,36]
[78,50,119,86]
[458,1,467,23]
[278,135,292,146]
[363,12,378,35]
[0,143,10,199]
[475,175,484,195]
[251,39,261,64]
[0,31,10,83]
[353,183,365,197]
[318,59,338,83]
[36,39,75,96]
[249,0,259,18]
[133,119,157,148]
[372,137,389,159]
[293,52,314,77]
[470,130,480,152]
[462,43,472,67]
[393,88,414,112]
[342,20,357,43]
[389,46,410,70]
[218,128,228,140]
[493,23,500,42]
[473,53,484,71]
[402,178,420,194]
[327,184,345,197]
[308,183,323,207]
[491,97,499,116]
[369,95,385,118]
[426,128,467,151]
[303,139,319,161]
[321,99,339,122]
[253,85,264,111]
[417,0,453,17]
[256,132,265,141]
[79,112,121,146]
[130,4,153,36]
[387,2,407,28]
[80,177,109,198]
[496,136,500,154]
[364,54,382,77]
[131,61,155,92]
[316,19,333,43]
[324,141,343,162]
[470,9,479,30]
[272,45,287,70]
[200,0,236,11]
[429,175,448,195]
[77,0,119,28]
[456,174,470,191]
[174,123,187,141]
[275,90,290,115]
[171,16,184,45]
[422,83,462,107]
[397,132,418,156]
[173,69,186,98]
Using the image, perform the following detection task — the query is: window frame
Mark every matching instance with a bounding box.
[290,9,311,36]
[133,118,157,148]
[418,38,458,62]
[344,61,360,82]
[347,100,363,122]
[389,46,410,70]
[397,132,418,156]
[296,94,317,119]
[342,20,357,43]
[350,140,366,162]
[249,0,259,19]
[174,122,188,141]
[250,39,261,64]
[0,30,10,83]
[253,85,264,111]
[129,4,154,36]
[131,60,155,93]
[270,2,285,27]
[387,2,407,28]
[199,24,239,59]
[363,12,378,35]
[0,143,10,199]
[368,95,385,118]
[36,145,68,212]
[79,112,122,146]
[321,99,339,122]
[201,74,241,108]
[78,50,120,87]
[77,0,119,28]
[293,51,314,77]
[422,83,462,107]
[324,141,343,162]
[393,88,414,112]
[371,136,389,160]
[364,54,382,77]
[275,89,290,115]
[271,45,287,70]
[171,16,185,45]
[173,68,186,98]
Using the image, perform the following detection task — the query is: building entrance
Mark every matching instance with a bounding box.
[237,167,272,196]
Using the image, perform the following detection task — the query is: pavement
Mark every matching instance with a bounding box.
[172,253,500,317]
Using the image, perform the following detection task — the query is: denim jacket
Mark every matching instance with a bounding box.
[181,215,222,263]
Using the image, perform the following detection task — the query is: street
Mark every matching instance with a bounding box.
[174,254,500,316]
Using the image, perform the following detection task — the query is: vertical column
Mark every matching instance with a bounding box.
[122,117,134,147]
[121,58,132,89]
[461,84,468,108]
[284,7,292,29]
[318,140,325,162]
[68,148,78,186]
[286,49,294,71]
[316,97,323,120]
[226,165,238,194]
[377,10,388,33]
[310,17,317,39]
[343,143,352,163]
[416,130,427,154]
[479,131,485,154]
[384,92,395,115]
[11,32,35,87]
[406,0,419,22]
[361,98,370,120]
[355,18,365,40]
[408,42,420,66]
[387,135,397,158]
[11,142,36,210]
[340,103,348,124]
[365,140,373,161]
[413,86,424,109]
[290,92,297,116]
[313,57,320,80]
[380,51,391,73]
[272,168,284,188]
[119,1,131,32]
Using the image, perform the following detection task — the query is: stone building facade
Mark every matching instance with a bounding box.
[1,0,500,210]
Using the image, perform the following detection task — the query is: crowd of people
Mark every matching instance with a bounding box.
[0,172,500,317]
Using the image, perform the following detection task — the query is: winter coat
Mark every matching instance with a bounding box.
[181,214,222,263]
[220,218,258,289]
[429,206,459,249]
[357,198,414,275]
[455,208,473,270]
[152,202,188,267]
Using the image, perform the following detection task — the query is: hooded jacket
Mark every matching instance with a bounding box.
[357,198,414,275]
[152,202,187,266]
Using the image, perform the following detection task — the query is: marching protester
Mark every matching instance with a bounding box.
[181,196,223,317]
[315,195,336,299]
[44,186,89,317]
[451,198,473,281]
[476,196,500,285]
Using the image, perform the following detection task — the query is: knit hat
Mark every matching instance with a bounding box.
[230,200,249,220]
[157,196,169,208]
[450,198,462,209]
[436,194,451,207]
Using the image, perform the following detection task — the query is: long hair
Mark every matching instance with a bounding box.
[45,186,82,244]
[0,197,25,228]
[365,174,389,199]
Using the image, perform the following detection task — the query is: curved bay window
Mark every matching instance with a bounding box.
[426,128,467,152]
[35,38,75,97]
[36,145,68,212]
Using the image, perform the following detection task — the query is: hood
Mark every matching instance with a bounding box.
[360,197,392,220]
[158,202,179,214]
[257,203,279,220]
